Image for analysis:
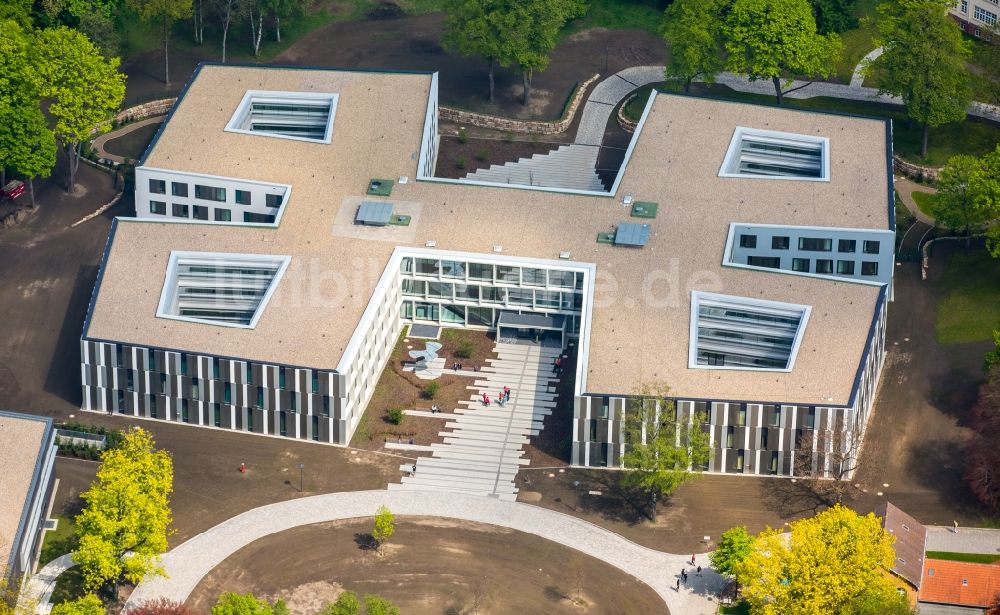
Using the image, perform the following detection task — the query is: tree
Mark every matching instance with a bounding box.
[710,526,754,576]
[810,0,858,34]
[870,0,972,158]
[933,155,989,247]
[621,382,712,518]
[0,0,33,27]
[264,0,304,42]
[793,421,866,506]
[0,572,36,615]
[33,27,126,192]
[660,0,726,93]
[73,427,173,598]
[130,598,197,615]
[322,592,360,615]
[986,330,1000,372]
[967,145,1000,257]
[0,19,39,187]
[2,105,58,207]
[50,595,104,615]
[209,0,243,63]
[362,595,399,615]
[126,0,193,85]
[212,593,277,615]
[441,0,519,104]
[724,0,843,105]
[509,0,584,106]
[371,505,394,555]
[735,505,899,615]
[77,11,122,59]
[964,364,1000,512]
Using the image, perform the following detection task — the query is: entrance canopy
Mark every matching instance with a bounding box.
[497,311,566,348]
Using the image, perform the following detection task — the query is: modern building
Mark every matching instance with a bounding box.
[0,411,56,587]
[80,64,895,478]
[950,0,998,40]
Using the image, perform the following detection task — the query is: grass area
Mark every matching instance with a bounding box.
[926,550,1000,564]
[566,0,665,35]
[49,566,86,606]
[935,249,1000,344]
[624,83,1000,166]
[38,515,78,567]
[911,190,938,220]
[720,603,751,615]
[832,0,881,83]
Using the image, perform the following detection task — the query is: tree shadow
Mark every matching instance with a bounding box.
[566,470,655,525]
[757,477,831,520]
[43,264,98,405]
[353,532,377,552]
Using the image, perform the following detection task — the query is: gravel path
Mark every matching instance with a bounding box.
[90,116,165,164]
[851,48,884,89]
[18,553,76,615]
[125,490,726,614]
[894,176,938,225]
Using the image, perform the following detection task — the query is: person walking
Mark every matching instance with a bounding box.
[504,386,510,402]
[696,565,702,575]
[675,578,680,591]
[682,570,687,584]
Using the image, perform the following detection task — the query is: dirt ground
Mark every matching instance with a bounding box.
[121,14,666,121]
[186,517,665,615]
[102,123,161,160]
[435,135,562,179]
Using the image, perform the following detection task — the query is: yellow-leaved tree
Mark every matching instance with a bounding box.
[74,427,173,598]
[735,505,911,615]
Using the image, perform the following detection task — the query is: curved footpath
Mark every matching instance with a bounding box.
[18,553,76,615]
[91,116,165,164]
[125,490,725,614]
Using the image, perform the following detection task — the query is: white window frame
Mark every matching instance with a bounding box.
[225,90,339,144]
[719,127,831,182]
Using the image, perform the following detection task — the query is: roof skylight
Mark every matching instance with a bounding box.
[156,252,290,328]
[689,292,811,371]
[720,127,829,181]
[225,91,338,144]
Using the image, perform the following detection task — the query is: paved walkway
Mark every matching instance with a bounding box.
[894,176,938,225]
[90,116,165,164]
[390,342,561,501]
[851,47,884,89]
[124,490,726,614]
[18,553,76,615]
[925,526,1000,555]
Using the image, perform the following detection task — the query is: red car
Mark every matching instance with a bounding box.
[1,180,25,201]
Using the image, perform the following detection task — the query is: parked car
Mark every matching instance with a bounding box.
[1,180,25,201]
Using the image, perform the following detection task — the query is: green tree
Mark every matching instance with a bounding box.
[73,427,173,597]
[710,526,754,576]
[660,0,726,93]
[0,18,39,186]
[0,0,33,27]
[986,330,1000,372]
[371,505,394,555]
[1,105,57,207]
[211,593,276,615]
[441,0,519,104]
[126,0,193,85]
[50,595,104,615]
[33,26,126,192]
[870,0,972,158]
[322,592,360,615]
[621,382,712,518]
[362,595,399,615]
[968,145,1000,257]
[724,0,843,105]
[735,505,899,615]
[510,0,584,106]
[933,155,989,247]
[810,0,858,34]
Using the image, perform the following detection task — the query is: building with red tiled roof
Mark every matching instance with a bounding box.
[918,558,1000,615]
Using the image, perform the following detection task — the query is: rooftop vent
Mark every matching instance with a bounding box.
[613,223,650,247]
[367,178,393,196]
[225,91,337,144]
[630,201,658,219]
[355,201,393,226]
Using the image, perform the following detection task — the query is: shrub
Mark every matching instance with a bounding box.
[475,148,489,162]
[422,382,439,399]
[387,407,404,425]
[457,127,468,144]
[456,156,467,170]
[455,340,474,359]
[130,598,197,615]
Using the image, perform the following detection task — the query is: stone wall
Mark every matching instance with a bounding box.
[617,93,639,134]
[893,155,940,182]
[439,73,600,135]
[91,98,177,136]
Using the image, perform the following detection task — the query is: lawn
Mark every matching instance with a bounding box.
[935,249,1000,344]
[832,0,881,83]
[720,603,751,615]
[911,190,938,220]
[38,515,78,567]
[566,0,665,35]
[926,550,1000,564]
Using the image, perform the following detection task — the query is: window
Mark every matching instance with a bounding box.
[312,415,319,441]
[469,263,493,281]
[181,400,190,423]
[691,292,811,371]
[126,370,134,392]
[836,260,855,275]
[279,412,287,436]
[115,344,124,367]
[322,396,330,417]
[599,397,610,419]
[150,395,157,418]
[975,5,998,25]
[792,258,810,272]
[815,259,833,274]
[156,252,291,328]
[928,568,935,577]
[149,352,156,371]
[160,373,167,394]
[194,184,226,202]
[171,182,188,197]
[149,179,166,194]
[279,367,287,389]
[150,201,167,215]
[192,205,209,220]
[760,427,769,449]
[961,0,967,12]
[838,239,856,253]
[770,451,779,474]
[521,267,546,286]
[244,212,276,224]
[225,91,338,143]
[737,406,747,426]
[172,203,189,218]
[266,193,283,208]
[768,406,781,427]
[212,357,220,379]
[804,407,816,429]
[589,419,598,441]
[256,386,264,408]
[235,190,251,205]
[735,450,745,471]
[213,404,221,427]
[721,127,828,180]
[312,372,319,394]
[862,261,879,276]
[180,354,188,375]
[863,240,880,254]
[288,393,297,412]
[726,426,735,448]
[191,381,200,401]
[798,237,832,251]
[246,363,253,384]
[497,265,519,284]
[214,208,232,222]
[247,409,254,432]
[747,256,780,268]
[223,382,232,404]
[739,234,757,248]
[771,236,789,250]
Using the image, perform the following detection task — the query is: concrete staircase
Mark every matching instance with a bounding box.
[389,343,561,501]
[463,144,605,192]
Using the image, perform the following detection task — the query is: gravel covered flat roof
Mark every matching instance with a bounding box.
[86,65,892,405]
[0,412,50,571]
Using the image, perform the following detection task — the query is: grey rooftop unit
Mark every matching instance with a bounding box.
[614,223,650,247]
[355,201,394,226]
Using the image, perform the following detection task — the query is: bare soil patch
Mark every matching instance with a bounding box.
[102,123,161,161]
[435,135,560,179]
[186,517,666,615]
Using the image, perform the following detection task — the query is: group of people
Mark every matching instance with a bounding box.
[675,556,703,590]
[481,386,512,407]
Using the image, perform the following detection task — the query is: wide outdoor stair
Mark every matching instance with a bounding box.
[462,144,605,192]
[389,343,561,502]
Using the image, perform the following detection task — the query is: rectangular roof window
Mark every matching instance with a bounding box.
[156,252,290,328]
[720,127,829,181]
[689,291,811,371]
[226,91,338,144]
